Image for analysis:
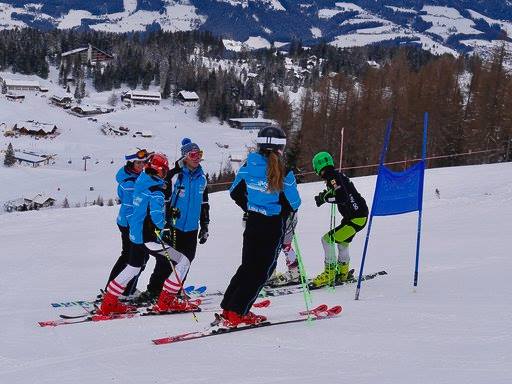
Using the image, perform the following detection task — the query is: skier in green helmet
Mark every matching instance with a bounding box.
[311,151,369,287]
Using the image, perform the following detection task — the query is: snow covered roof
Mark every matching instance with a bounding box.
[240,99,257,107]
[14,122,57,134]
[127,90,161,98]
[178,91,199,101]
[14,152,49,163]
[4,79,40,87]
[228,118,275,123]
[61,47,88,57]
[31,193,56,205]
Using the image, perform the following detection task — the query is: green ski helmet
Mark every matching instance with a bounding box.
[312,151,334,175]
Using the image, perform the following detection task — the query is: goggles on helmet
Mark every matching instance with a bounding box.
[126,149,152,161]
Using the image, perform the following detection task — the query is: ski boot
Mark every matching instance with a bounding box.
[97,291,137,316]
[152,289,199,313]
[267,266,300,287]
[335,262,352,283]
[310,263,337,288]
[221,310,267,328]
[131,289,159,306]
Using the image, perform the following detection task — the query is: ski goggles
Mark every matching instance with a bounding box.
[187,149,203,161]
[126,149,152,161]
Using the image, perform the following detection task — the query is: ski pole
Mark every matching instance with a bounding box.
[329,204,337,289]
[292,233,313,321]
[155,229,198,322]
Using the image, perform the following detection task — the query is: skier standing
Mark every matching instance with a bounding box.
[310,151,368,288]
[104,148,152,297]
[98,153,172,315]
[220,126,301,327]
[138,138,210,309]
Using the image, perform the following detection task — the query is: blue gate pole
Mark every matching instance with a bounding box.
[355,120,392,300]
[413,112,428,288]
[355,214,375,300]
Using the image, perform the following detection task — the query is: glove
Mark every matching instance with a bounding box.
[160,229,172,244]
[198,226,209,244]
[242,211,248,228]
[174,156,184,171]
[314,190,328,207]
[169,207,181,220]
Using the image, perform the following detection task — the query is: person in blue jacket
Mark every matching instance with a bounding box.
[137,138,210,306]
[219,126,301,327]
[98,153,171,315]
[104,148,151,297]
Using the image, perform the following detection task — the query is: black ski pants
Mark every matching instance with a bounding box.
[106,225,148,295]
[221,212,285,315]
[146,228,198,295]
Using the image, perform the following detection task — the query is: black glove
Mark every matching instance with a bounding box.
[160,229,172,244]
[314,190,328,207]
[169,207,181,220]
[173,157,184,172]
[198,226,209,244]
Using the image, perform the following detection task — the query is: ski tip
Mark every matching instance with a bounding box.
[327,305,343,315]
[253,299,271,308]
[194,286,207,294]
[184,285,195,294]
[38,321,58,327]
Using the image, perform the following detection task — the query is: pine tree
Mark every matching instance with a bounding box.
[4,143,16,167]
[1,80,7,94]
[62,197,70,208]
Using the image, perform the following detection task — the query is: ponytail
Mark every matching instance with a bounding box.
[266,151,285,192]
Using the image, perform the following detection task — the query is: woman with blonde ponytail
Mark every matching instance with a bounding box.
[218,126,301,328]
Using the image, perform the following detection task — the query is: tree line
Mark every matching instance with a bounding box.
[276,46,512,180]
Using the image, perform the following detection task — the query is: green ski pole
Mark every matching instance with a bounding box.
[292,233,313,320]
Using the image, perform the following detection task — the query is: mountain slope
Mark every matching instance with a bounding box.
[1,1,512,55]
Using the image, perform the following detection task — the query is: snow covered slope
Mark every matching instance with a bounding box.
[1,1,512,56]
[0,161,511,383]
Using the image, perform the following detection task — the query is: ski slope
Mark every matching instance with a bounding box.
[0,162,511,383]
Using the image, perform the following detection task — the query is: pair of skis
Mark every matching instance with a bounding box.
[260,270,388,297]
[49,285,207,309]
[38,298,272,328]
[152,304,342,345]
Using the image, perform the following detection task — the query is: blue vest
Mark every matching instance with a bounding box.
[230,152,301,216]
[116,166,139,227]
[170,166,207,232]
[129,171,166,244]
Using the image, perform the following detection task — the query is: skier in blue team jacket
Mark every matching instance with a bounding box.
[104,148,152,297]
[139,138,210,309]
[98,153,170,315]
[220,126,301,328]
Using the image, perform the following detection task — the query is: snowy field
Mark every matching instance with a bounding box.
[0,70,258,207]
[0,162,511,383]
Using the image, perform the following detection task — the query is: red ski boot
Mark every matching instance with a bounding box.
[152,289,199,312]
[221,310,267,328]
[97,291,136,316]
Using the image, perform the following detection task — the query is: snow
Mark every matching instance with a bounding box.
[0,3,27,30]
[310,27,322,38]
[467,9,512,38]
[244,36,271,50]
[385,6,417,14]
[421,6,482,41]
[58,10,94,30]
[222,37,272,52]
[1,158,511,382]
[216,0,285,11]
